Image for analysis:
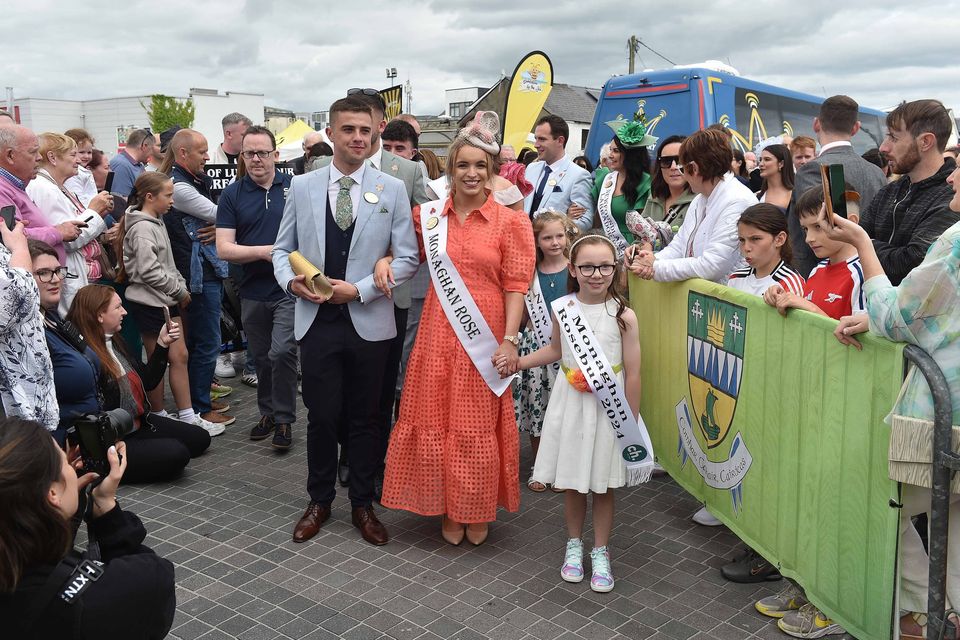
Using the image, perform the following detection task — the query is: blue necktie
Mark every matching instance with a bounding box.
[530,165,552,214]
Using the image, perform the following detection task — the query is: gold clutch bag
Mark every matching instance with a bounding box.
[288,251,334,298]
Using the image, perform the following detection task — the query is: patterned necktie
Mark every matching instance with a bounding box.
[335,176,355,230]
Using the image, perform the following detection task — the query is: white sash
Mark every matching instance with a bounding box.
[420,200,513,396]
[524,273,560,375]
[523,274,553,349]
[551,293,655,485]
[596,170,629,260]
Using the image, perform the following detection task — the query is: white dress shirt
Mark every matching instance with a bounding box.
[818,140,852,156]
[328,161,366,222]
[368,145,383,171]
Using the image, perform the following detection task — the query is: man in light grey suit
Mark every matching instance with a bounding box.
[307,91,429,495]
[523,114,594,230]
[789,95,887,276]
[273,96,418,546]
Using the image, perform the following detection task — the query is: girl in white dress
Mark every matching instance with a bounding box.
[511,234,641,593]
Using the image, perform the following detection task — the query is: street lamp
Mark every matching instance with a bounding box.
[385,68,397,83]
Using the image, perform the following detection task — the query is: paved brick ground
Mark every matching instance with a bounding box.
[117,378,851,640]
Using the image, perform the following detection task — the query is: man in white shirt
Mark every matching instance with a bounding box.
[208,113,253,165]
[523,115,594,230]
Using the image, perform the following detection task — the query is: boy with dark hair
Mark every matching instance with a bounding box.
[765,187,866,320]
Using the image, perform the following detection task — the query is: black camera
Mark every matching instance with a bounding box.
[67,409,135,476]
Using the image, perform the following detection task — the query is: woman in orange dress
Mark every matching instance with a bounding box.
[380,114,535,545]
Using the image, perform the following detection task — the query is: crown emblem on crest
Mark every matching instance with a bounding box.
[707,309,725,347]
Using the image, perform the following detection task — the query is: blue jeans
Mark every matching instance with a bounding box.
[186,280,223,415]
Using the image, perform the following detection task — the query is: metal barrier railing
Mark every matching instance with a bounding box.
[902,344,958,639]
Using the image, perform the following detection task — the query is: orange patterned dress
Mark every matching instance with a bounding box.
[382,195,535,523]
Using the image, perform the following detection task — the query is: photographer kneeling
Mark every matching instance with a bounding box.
[31,240,210,482]
[0,418,175,638]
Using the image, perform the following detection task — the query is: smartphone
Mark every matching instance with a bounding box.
[0,205,15,231]
[103,171,115,194]
[162,306,174,331]
[820,164,847,221]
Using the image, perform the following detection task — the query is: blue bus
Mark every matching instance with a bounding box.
[584,66,886,162]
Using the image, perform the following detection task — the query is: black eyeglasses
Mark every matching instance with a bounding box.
[34,267,74,282]
[347,88,386,111]
[658,155,680,169]
[241,150,274,160]
[575,264,616,277]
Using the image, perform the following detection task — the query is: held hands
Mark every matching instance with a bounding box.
[197,224,217,245]
[374,256,395,299]
[834,314,869,350]
[492,342,520,378]
[157,320,182,347]
[628,249,655,279]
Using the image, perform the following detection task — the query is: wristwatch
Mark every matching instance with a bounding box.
[353,285,362,303]
[503,334,520,346]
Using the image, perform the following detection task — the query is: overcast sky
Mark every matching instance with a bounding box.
[6,0,960,117]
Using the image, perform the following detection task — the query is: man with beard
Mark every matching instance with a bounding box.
[860,99,958,285]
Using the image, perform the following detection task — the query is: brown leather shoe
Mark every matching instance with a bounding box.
[201,411,236,426]
[351,506,389,546]
[292,502,330,543]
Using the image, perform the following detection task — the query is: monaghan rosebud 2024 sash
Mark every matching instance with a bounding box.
[552,293,655,485]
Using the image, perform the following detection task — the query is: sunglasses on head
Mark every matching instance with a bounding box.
[347,88,380,97]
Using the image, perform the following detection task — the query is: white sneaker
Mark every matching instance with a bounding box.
[193,415,226,436]
[692,506,723,526]
[215,354,236,378]
[241,371,258,387]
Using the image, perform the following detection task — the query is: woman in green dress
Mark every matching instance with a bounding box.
[590,119,656,257]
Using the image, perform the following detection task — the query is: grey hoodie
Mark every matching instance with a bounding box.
[122,208,188,308]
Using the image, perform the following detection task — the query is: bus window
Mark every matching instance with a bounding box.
[728,88,819,152]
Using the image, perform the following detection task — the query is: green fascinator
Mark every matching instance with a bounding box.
[605,111,658,148]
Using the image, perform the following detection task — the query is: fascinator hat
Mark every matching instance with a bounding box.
[457,111,501,155]
[605,109,658,149]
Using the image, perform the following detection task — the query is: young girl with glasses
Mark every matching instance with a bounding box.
[504,234,642,593]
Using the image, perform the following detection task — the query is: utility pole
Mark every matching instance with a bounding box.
[405,79,412,115]
[627,36,639,74]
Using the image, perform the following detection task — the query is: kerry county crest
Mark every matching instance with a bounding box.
[687,292,745,449]
[675,291,753,513]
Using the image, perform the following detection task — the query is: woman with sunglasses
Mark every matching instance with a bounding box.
[626,135,695,251]
[626,128,756,286]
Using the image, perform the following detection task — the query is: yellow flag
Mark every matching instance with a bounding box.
[380,85,403,121]
[502,51,554,153]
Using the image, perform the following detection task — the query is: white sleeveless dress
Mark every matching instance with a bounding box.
[532,298,627,494]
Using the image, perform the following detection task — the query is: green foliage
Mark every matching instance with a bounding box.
[141,94,195,131]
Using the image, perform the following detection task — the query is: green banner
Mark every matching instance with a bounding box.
[630,278,903,640]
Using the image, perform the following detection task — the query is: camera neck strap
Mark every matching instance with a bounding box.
[82,484,101,563]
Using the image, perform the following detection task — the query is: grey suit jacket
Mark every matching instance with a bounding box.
[307,148,429,308]
[271,164,419,341]
[522,156,595,230]
[788,144,888,276]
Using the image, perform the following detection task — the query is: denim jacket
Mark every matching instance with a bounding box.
[171,165,228,292]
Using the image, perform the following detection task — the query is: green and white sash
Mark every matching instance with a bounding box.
[596,170,629,260]
[420,200,513,396]
[524,274,553,349]
[552,293,654,485]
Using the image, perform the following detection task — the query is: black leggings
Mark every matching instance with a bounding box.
[121,414,211,484]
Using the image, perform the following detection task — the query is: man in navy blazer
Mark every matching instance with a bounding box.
[272,96,418,546]
[523,114,594,230]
